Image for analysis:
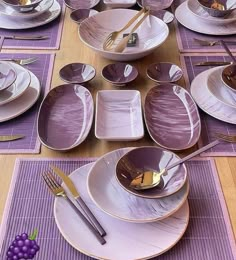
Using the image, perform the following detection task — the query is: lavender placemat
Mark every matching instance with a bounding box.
[173,0,236,53]
[0,53,54,154]
[180,53,236,156]
[0,158,235,260]
[0,0,65,50]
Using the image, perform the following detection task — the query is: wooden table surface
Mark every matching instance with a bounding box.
[0,4,236,242]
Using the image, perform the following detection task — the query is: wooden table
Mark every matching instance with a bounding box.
[0,4,236,242]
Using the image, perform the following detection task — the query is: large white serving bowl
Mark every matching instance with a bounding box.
[78,9,169,61]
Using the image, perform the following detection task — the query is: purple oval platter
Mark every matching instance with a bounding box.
[144,84,201,150]
[0,61,17,92]
[37,84,94,151]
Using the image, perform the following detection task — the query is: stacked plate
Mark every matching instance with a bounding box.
[0,0,61,29]
[54,147,190,259]
[0,61,41,122]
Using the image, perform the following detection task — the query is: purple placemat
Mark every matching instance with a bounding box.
[0,0,65,50]
[0,53,55,154]
[0,157,235,260]
[180,53,236,156]
[173,0,236,53]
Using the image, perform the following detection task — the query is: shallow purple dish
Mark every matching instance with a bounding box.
[115,146,188,199]
[37,84,94,151]
[64,0,100,9]
[137,0,174,10]
[144,84,201,150]
[70,9,98,24]
[101,63,138,86]
[0,61,16,92]
[147,62,183,83]
[3,0,43,12]
[59,63,96,84]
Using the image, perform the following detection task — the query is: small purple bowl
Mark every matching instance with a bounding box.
[3,0,43,12]
[59,63,96,84]
[101,63,138,86]
[70,9,98,24]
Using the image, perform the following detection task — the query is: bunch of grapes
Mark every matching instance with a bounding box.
[6,230,40,260]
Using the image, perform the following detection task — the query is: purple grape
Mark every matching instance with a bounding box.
[13,247,20,254]
[24,239,31,247]
[18,252,23,258]
[13,241,17,246]
[13,255,18,260]
[21,233,28,240]
[22,246,28,252]
[7,251,13,257]
[15,235,21,241]
[29,248,36,255]
[9,245,14,252]
[17,240,24,247]
[23,253,28,259]
[33,245,39,251]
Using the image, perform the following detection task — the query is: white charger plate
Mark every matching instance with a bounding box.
[0,0,61,29]
[0,69,40,122]
[175,1,236,35]
[191,67,236,124]
[54,163,189,260]
[0,62,31,106]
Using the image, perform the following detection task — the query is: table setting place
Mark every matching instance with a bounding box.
[0,0,236,260]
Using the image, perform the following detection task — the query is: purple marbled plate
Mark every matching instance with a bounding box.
[59,63,96,84]
[64,0,99,9]
[103,0,136,8]
[87,147,189,222]
[70,9,98,24]
[95,90,144,141]
[137,0,174,10]
[38,84,94,151]
[144,84,201,150]
[55,163,189,259]
[0,61,16,92]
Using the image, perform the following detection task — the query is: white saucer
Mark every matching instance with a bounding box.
[0,0,61,30]
[191,67,236,124]
[54,163,189,260]
[175,1,236,35]
[0,69,40,122]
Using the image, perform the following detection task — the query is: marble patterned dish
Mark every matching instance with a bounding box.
[70,9,98,24]
[55,163,189,260]
[137,0,174,10]
[2,0,43,12]
[38,84,94,151]
[0,61,16,92]
[87,148,189,222]
[95,90,144,141]
[191,67,236,124]
[79,9,169,61]
[64,0,100,9]
[144,84,201,150]
[103,0,136,8]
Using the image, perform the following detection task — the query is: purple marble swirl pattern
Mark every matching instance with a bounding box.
[181,53,236,156]
[144,84,201,150]
[0,158,235,259]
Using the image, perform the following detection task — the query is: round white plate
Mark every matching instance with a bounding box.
[207,66,236,109]
[0,0,53,19]
[87,148,189,223]
[191,67,236,124]
[0,0,61,30]
[0,62,31,106]
[175,1,236,35]
[0,69,40,122]
[54,163,189,260]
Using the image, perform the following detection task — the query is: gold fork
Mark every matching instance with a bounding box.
[103,7,148,51]
[42,172,106,245]
[0,57,38,66]
[215,132,236,142]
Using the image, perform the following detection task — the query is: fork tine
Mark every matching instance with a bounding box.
[42,173,53,191]
[21,57,38,65]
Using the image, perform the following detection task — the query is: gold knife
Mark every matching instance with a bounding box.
[194,61,232,66]
[50,165,106,237]
[0,135,24,142]
[4,35,49,40]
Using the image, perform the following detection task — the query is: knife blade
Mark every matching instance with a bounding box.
[194,61,232,66]
[50,165,106,237]
[0,135,24,142]
[3,35,49,40]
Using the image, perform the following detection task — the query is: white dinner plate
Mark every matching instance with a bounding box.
[175,1,236,35]
[0,0,61,30]
[191,67,236,124]
[54,163,189,260]
[0,0,53,19]
[0,62,31,106]
[0,69,40,122]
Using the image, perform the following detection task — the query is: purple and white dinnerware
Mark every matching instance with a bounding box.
[70,9,98,24]
[146,62,183,83]
[144,84,201,150]
[101,63,138,86]
[95,90,144,140]
[150,10,174,24]
[37,84,94,151]
[137,0,174,10]
[87,147,189,220]
[103,0,136,8]
[64,0,100,9]
[0,61,16,92]
[222,64,236,92]
[2,0,43,12]
[79,9,169,61]
[59,63,96,84]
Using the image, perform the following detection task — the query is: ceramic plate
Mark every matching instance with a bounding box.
[64,0,100,9]
[0,62,31,106]
[95,90,144,141]
[87,148,189,222]
[137,0,173,10]
[207,66,236,108]
[150,10,174,24]
[0,0,61,29]
[144,84,201,150]
[55,163,189,260]
[0,69,40,122]
[38,84,94,151]
[175,1,236,35]
[0,61,16,92]
[103,0,136,8]
[191,67,236,124]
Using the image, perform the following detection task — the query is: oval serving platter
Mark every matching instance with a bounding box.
[37,84,94,151]
[144,84,201,150]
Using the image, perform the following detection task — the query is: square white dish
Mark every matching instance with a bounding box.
[103,0,136,8]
